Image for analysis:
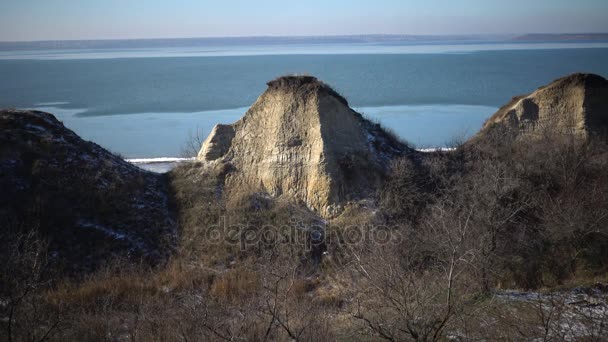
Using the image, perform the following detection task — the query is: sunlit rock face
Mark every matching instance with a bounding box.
[197,76,414,217]
[480,73,608,138]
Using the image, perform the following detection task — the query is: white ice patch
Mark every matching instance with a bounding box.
[417,147,456,152]
[126,157,194,164]
[33,102,70,106]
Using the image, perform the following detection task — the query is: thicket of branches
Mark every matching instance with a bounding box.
[352,127,608,340]
[3,127,608,341]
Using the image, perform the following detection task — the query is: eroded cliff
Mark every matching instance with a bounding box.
[197,76,415,217]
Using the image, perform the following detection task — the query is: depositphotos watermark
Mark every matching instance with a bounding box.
[193,216,404,252]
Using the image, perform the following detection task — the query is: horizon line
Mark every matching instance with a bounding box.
[2,32,608,44]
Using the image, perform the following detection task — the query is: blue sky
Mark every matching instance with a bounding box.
[1,0,607,41]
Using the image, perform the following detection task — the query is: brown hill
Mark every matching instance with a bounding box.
[0,110,176,273]
[197,76,415,217]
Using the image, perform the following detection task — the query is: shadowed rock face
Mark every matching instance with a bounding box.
[480,73,608,138]
[0,110,176,273]
[198,124,235,161]
[198,76,414,217]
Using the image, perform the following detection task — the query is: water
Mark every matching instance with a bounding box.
[3,41,608,60]
[31,104,495,157]
[1,43,608,158]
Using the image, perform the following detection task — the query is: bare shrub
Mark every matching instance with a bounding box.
[352,243,464,340]
[5,107,608,340]
[180,126,207,158]
[0,222,64,342]
[380,157,430,223]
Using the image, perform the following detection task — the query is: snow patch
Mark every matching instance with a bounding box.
[495,288,608,339]
[77,220,127,241]
[25,124,47,132]
[77,220,149,253]
[417,147,457,153]
[127,157,194,164]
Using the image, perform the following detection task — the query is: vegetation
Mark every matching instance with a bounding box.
[180,126,207,158]
[2,126,608,341]
[267,75,349,106]
[0,110,177,276]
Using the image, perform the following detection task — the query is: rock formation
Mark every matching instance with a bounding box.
[480,73,608,139]
[197,76,414,217]
[0,110,176,273]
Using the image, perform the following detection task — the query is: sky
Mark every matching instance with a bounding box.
[1,0,608,41]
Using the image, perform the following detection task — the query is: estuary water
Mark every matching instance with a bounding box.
[2,41,608,158]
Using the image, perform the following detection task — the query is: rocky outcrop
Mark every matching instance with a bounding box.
[0,110,176,273]
[197,76,415,217]
[480,73,608,139]
[198,124,235,161]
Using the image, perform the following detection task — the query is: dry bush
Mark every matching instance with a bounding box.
[180,126,207,158]
[168,162,225,261]
[248,250,337,342]
[267,75,349,106]
[0,224,65,342]
[5,113,608,341]
[351,250,461,340]
[380,157,432,223]
[381,126,608,291]
[350,193,490,341]
[358,128,608,340]
[502,134,608,286]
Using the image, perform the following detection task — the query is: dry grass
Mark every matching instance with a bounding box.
[3,128,608,341]
[210,267,261,302]
[267,75,349,106]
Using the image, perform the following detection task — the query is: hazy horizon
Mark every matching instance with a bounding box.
[2,0,608,42]
[3,32,608,44]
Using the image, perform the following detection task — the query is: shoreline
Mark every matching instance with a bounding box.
[126,149,456,173]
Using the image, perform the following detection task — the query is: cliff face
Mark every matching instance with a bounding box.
[0,110,176,273]
[198,76,413,217]
[480,73,608,139]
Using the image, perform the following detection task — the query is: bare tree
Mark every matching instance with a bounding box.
[351,205,479,341]
[180,126,207,158]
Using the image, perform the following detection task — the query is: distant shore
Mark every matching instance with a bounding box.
[2,33,608,50]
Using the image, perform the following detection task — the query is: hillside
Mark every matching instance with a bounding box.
[0,110,176,273]
[2,75,608,341]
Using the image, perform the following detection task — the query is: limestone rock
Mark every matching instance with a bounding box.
[198,124,235,161]
[480,73,608,139]
[197,76,414,217]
